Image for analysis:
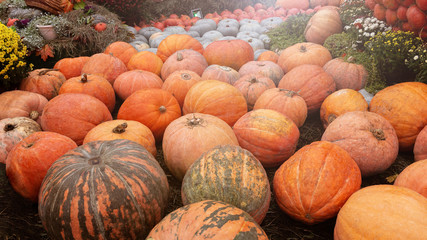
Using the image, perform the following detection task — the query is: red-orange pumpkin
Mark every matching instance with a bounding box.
[394,159,427,197]
[53,56,90,79]
[104,41,138,66]
[238,61,284,86]
[233,74,276,110]
[113,70,163,100]
[127,51,164,76]
[203,39,254,71]
[273,141,362,224]
[117,88,181,143]
[6,131,77,202]
[160,49,208,80]
[414,125,427,161]
[38,139,169,239]
[323,57,368,91]
[156,34,204,62]
[201,64,240,85]
[19,68,67,100]
[257,50,279,63]
[304,6,343,45]
[233,109,300,168]
[0,90,48,125]
[161,70,202,108]
[80,53,127,85]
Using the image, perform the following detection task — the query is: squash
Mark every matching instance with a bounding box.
[104,41,138,65]
[19,68,66,100]
[80,53,127,85]
[156,34,204,62]
[53,56,90,79]
[238,61,284,86]
[113,70,163,100]
[203,39,254,71]
[201,64,240,85]
[160,49,208,80]
[304,6,343,45]
[127,51,164,76]
[161,70,202,108]
[233,74,276,111]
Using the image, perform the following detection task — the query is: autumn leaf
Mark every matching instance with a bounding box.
[36,44,54,61]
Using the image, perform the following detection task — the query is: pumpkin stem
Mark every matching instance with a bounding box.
[186,114,204,128]
[299,45,307,53]
[88,158,101,165]
[328,114,337,124]
[81,73,88,83]
[38,68,59,75]
[113,122,128,134]
[257,63,266,67]
[250,77,258,83]
[159,106,167,113]
[24,143,34,148]
[279,89,300,97]
[177,52,183,61]
[371,128,386,141]
[29,111,39,120]
[4,124,15,132]
[181,73,192,80]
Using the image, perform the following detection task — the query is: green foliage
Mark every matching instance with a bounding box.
[405,44,427,83]
[338,0,372,27]
[323,32,355,58]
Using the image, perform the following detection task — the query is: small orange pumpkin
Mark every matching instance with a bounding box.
[94,22,107,32]
[257,50,279,63]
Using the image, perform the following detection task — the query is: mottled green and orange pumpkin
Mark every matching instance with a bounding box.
[19,68,67,100]
[181,145,270,224]
[38,139,169,240]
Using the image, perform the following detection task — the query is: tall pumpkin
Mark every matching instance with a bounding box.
[323,57,368,90]
[38,139,169,240]
[80,53,128,85]
[160,49,208,80]
[304,6,343,45]
[19,68,67,100]
[156,34,204,62]
[0,90,48,125]
[113,70,163,100]
[203,39,254,71]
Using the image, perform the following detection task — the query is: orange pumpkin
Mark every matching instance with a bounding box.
[104,41,138,66]
[183,80,248,126]
[117,88,182,142]
[273,141,361,224]
[203,39,254,71]
[161,70,202,108]
[304,6,343,45]
[369,82,427,151]
[113,70,163,100]
[309,0,341,7]
[275,0,309,9]
[80,53,127,85]
[201,64,240,85]
[156,34,204,62]
[394,159,427,198]
[0,90,48,125]
[323,57,368,90]
[160,49,208,80]
[238,61,284,86]
[257,50,279,63]
[53,56,90,79]
[59,73,116,112]
[334,185,427,239]
[414,125,427,161]
[233,74,276,110]
[127,51,164,76]
[19,68,67,100]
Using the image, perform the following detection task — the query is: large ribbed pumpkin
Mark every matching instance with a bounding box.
[146,200,268,239]
[238,61,284,86]
[160,49,208,80]
[0,90,48,125]
[53,56,90,79]
[117,88,181,142]
[369,82,427,151]
[181,145,270,224]
[203,39,254,71]
[40,93,113,145]
[233,109,300,168]
[201,64,240,85]
[278,64,336,113]
[323,57,368,90]
[80,53,127,85]
[38,139,169,240]
[233,74,276,111]
[113,70,163,100]
[19,68,67,100]
[394,159,427,198]
[127,51,164,76]
[156,34,204,62]
[322,111,399,177]
[183,80,247,126]
[414,125,427,161]
[253,88,308,127]
[162,113,239,180]
[334,185,427,240]
[273,141,362,224]
[104,41,138,66]
[6,131,77,202]
[304,6,343,45]
[161,70,202,108]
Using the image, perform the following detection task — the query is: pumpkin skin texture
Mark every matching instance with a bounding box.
[117,88,181,143]
[181,145,271,224]
[80,53,128,85]
[58,73,116,112]
[253,88,308,127]
[104,41,138,66]
[113,70,163,100]
[53,56,90,79]
[156,34,204,62]
[394,159,427,198]
[273,141,361,224]
[160,49,208,80]
[323,58,368,91]
[369,82,427,151]
[278,64,336,114]
[320,89,368,129]
[162,113,239,181]
[322,111,399,177]
[334,185,427,240]
[6,131,77,202]
[304,7,343,45]
[233,74,276,111]
[277,42,332,73]
[414,125,427,161]
[40,93,113,145]
[201,64,240,85]
[0,90,48,125]
[19,68,67,100]
[0,117,41,164]
[183,80,248,126]
[83,120,156,157]
[238,61,284,86]
[127,51,164,76]
[233,109,300,168]
[161,70,202,108]
[38,139,169,240]
[146,200,268,239]
[203,39,254,71]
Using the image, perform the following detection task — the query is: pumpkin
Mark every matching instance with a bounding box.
[257,50,279,63]
[323,57,368,90]
[58,73,116,112]
[80,53,127,85]
[162,113,239,180]
[304,6,343,45]
[146,200,268,239]
[394,159,427,197]
[53,56,90,79]
[156,34,204,62]
[273,141,361,224]
[322,111,399,177]
[40,93,112,145]
[253,88,308,127]
[104,41,138,66]
[161,70,202,108]
[38,139,169,240]
[373,4,386,20]
[278,64,336,113]
[117,88,181,142]
[277,42,332,73]
[160,49,208,80]
[113,70,163,100]
[309,0,341,7]
[233,109,300,168]
[0,90,48,125]
[83,120,156,157]
[183,80,248,126]
[6,131,77,202]
[319,89,368,129]
[94,22,107,32]
[127,51,164,76]
[238,61,284,86]
[233,74,276,111]
[19,68,66,100]
[0,117,41,164]
[406,4,426,30]
[275,0,309,9]
[203,39,254,71]
[414,125,427,161]
[369,82,427,151]
[181,145,270,224]
[201,64,240,85]
[334,185,427,239]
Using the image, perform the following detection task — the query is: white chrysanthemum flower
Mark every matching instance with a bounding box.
[414,55,419,60]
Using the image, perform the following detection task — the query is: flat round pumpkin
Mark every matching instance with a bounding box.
[113,70,163,100]
[53,56,90,79]
[81,53,128,85]
[19,68,66,100]
[156,34,204,62]
[0,90,48,125]
[203,39,254,71]
[161,70,202,108]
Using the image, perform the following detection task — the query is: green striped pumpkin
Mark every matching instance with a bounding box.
[38,139,169,240]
